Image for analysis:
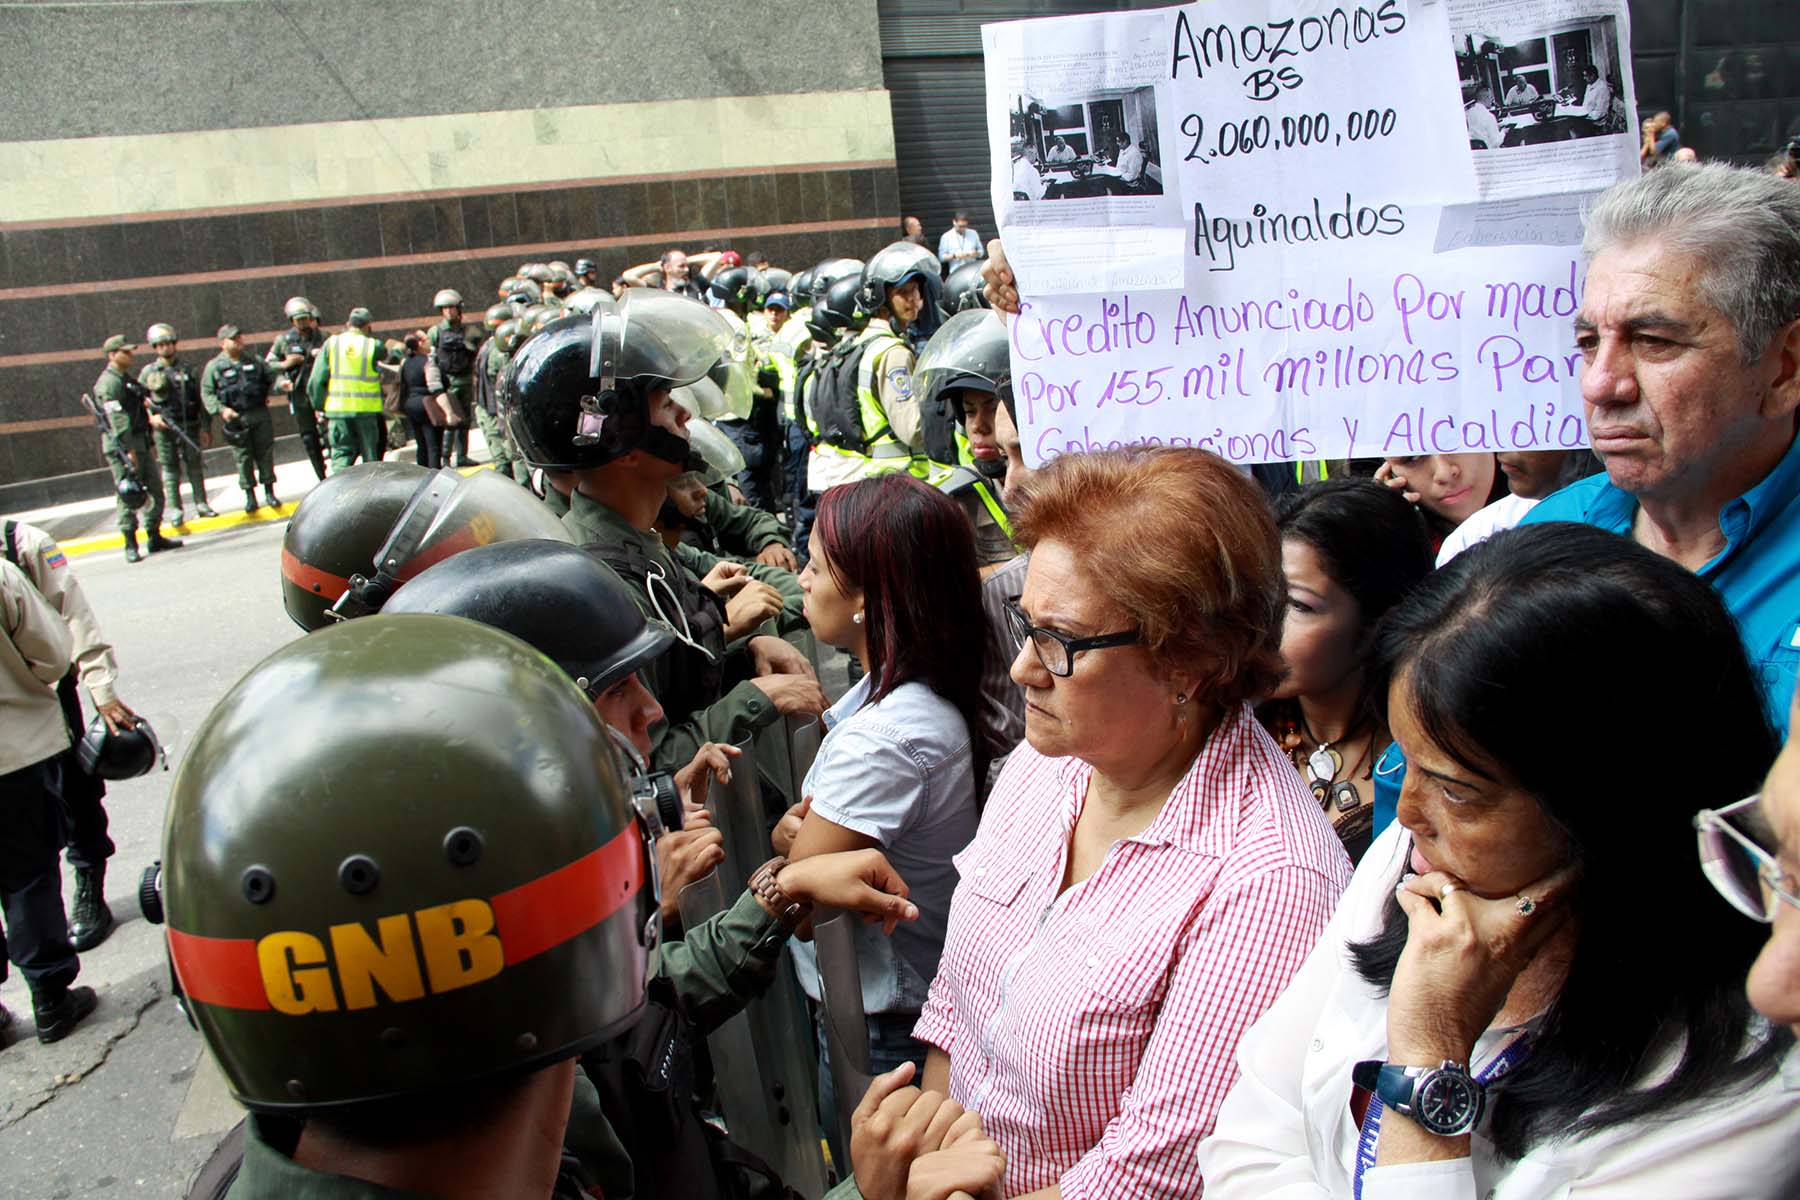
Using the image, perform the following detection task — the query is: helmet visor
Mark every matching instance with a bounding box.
[863,241,941,290]
[913,309,1011,413]
[683,418,747,487]
[672,375,745,423]
[593,290,733,393]
[373,469,573,584]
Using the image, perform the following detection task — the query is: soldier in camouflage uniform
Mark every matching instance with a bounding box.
[138,323,214,525]
[473,304,524,483]
[93,335,180,561]
[425,289,478,468]
[266,296,330,481]
[201,324,290,513]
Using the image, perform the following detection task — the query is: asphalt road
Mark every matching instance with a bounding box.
[0,517,302,1199]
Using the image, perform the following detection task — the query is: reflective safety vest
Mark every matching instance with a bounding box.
[771,317,812,423]
[929,464,1013,540]
[851,331,914,474]
[323,331,385,415]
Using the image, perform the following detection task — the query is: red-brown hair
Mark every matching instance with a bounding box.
[1011,447,1285,706]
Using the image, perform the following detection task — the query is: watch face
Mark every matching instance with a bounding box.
[1416,1070,1482,1135]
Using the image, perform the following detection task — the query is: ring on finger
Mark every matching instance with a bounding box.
[1438,882,1461,900]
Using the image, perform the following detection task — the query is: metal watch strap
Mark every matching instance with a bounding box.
[749,855,810,929]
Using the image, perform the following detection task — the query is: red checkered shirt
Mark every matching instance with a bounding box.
[913,703,1352,1198]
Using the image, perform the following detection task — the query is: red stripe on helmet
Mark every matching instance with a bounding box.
[492,824,646,965]
[168,928,272,1011]
[279,545,351,600]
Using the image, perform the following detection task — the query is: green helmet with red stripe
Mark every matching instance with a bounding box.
[161,614,660,1113]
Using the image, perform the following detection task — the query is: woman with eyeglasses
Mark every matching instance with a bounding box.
[1701,679,1800,1039]
[1200,523,1799,1199]
[782,473,987,1136]
[904,447,1352,1198]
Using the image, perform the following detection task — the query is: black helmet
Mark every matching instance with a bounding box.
[808,275,868,344]
[161,615,660,1113]
[943,261,990,313]
[707,266,755,310]
[759,268,793,303]
[281,464,570,630]
[790,268,817,306]
[504,291,732,472]
[855,241,940,319]
[385,540,674,698]
[76,712,167,780]
[808,257,864,307]
[914,309,1011,418]
[116,473,148,510]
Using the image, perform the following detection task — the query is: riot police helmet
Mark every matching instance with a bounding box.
[575,258,598,278]
[161,615,658,1113]
[523,263,556,285]
[493,319,523,354]
[347,308,374,329]
[504,291,732,472]
[913,308,1012,419]
[707,266,755,310]
[681,417,747,489]
[76,711,167,780]
[761,268,793,296]
[506,278,543,306]
[146,323,178,347]
[433,289,464,310]
[855,241,940,318]
[562,286,614,316]
[116,474,148,510]
[942,261,990,313]
[808,258,865,306]
[284,296,319,322]
[808,274,868,344]
[280,463,571,630]
[483,302,514,330]
[385,540,673,699]
[671,373,750,423]
[790,268,816,306]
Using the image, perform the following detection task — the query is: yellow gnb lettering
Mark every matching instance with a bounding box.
[330,914,427,1010]
[414,899,504,994]
[258,931,340,1015]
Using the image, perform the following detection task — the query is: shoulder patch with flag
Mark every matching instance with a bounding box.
[43,549,67,570]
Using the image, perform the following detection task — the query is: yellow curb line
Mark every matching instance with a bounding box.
[55,463,493,560]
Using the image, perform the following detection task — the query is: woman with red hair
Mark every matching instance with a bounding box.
[784,473,987,1103]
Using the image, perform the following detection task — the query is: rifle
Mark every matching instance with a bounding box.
[147,397,205,454]
[79,392,148,508]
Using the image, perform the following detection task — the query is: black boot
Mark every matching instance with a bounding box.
[123,532,141,564]
[195,502,218,518]
[0,999,14,1050]
[68,866,114,952]
[263,488,280,509]
[146,531,183,553]
[32,986,97,1044]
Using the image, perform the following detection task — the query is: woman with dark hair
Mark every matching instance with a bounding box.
[1435,449,1604,566]
[1200,523,1800,1198]
[912,447,1351,1198]
[1375,452,1510,550]
[397,332,451,468]
[1260,479,1432,862]
[785,473,986,1086]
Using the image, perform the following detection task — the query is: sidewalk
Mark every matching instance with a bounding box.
[11,431,497,559]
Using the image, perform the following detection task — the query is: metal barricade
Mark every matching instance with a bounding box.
[698,739,828,1196]
[811,906,875,1159]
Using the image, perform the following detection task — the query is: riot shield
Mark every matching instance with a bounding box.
[699,739,828,1195]
[812,906,875,1156]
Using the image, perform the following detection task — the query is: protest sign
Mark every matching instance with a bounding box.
[984,0,1639,464]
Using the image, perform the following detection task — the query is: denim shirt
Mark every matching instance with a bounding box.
[790,673,977,1014]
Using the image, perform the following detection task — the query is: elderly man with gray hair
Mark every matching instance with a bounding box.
[1523,162,1800,733]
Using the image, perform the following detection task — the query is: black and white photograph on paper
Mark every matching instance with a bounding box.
[1456,15,1628,152]
[1007,86,1164,201]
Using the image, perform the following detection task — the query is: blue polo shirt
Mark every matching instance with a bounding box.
[1372,433,1800,839]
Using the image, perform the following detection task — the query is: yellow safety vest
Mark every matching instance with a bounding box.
[323,331,384,415]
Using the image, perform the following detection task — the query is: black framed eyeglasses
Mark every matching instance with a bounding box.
[1003,596,1140,677]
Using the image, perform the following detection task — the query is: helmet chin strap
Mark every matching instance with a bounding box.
[638,425,692,467]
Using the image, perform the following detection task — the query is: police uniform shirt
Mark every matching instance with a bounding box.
[4,521,118,705]
[95,364,150,439]
[0,559,75,775]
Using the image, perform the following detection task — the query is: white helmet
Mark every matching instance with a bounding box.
[283,296,319,321]
[434,289,465,309]
[145,323,178,345]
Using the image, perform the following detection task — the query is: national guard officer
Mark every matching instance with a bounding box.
[160,614,964,1198]
[475,308,525,483]
[426,289,478,468]
[201,325,289,514]
[911,309,1017,570]
[308,307,387,471]
[267,296,330,481]
[139,323,214,526]
[93,334,181,561]
[503,296,828,780]
[575,257,600,289]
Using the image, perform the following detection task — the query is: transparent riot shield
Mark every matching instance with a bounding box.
[699,739,828,1196]
[812,905,875,1157]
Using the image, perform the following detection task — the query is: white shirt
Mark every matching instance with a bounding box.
[1045,143,1077,164]
[1503,83,1539,106]
[1581,79,1613,123]
[1114,143,1147,182]
[0,559,74,775]
[938,227,982,263]
[1435,493,1541,566]
[1466,102,1503,149]
[1196,823,1800,1200]
[1012,156,1046,201]
[790,673,976,1014]
[6,520,118,703]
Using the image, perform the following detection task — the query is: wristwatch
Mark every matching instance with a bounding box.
[749,855,810,930]
[1352,1058,1486,1136]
